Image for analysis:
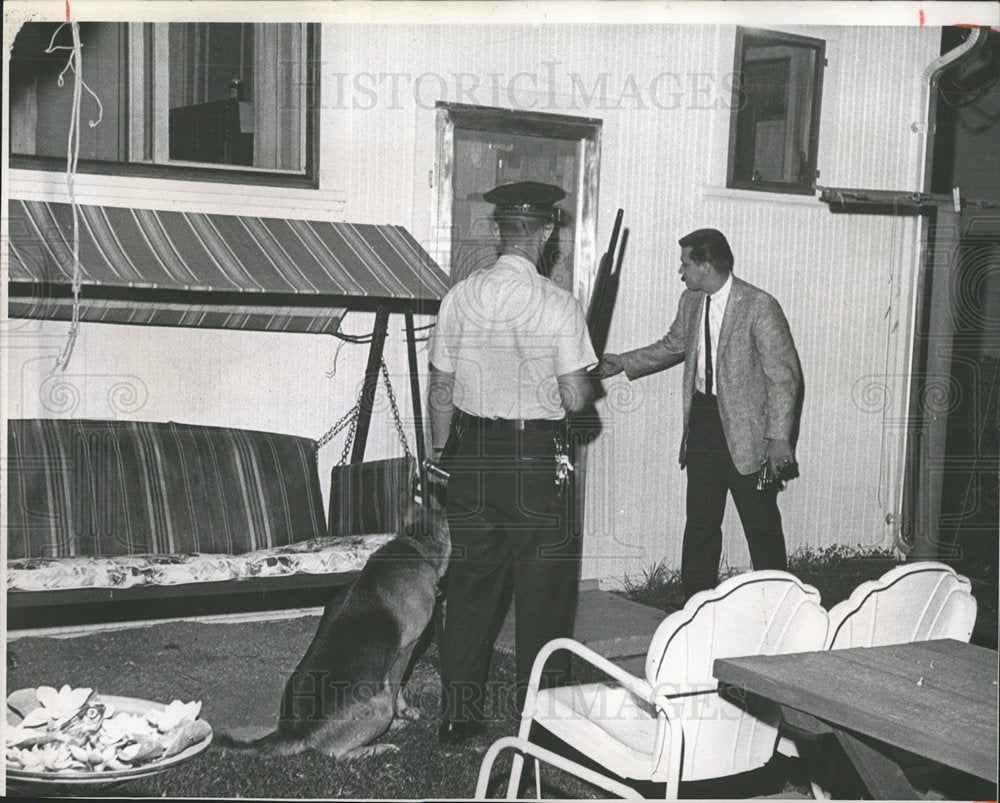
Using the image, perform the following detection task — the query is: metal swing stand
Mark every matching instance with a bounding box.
[348,307,427,468]
[320,305,447,511]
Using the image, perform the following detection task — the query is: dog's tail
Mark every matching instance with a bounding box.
[213,728,306,756]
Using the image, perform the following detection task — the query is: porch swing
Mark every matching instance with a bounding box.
[6,198,450,625]
[6,19,450,624]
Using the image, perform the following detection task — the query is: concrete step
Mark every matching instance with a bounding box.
[495,586,667,667]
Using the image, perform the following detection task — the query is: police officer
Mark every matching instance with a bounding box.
[429,181,598,742]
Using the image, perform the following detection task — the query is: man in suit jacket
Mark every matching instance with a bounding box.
[598,228,801,598]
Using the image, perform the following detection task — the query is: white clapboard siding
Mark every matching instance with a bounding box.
[7,21,940,585]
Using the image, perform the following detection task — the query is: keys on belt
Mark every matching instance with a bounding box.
[554,435,574,493]
[450,411,574,492]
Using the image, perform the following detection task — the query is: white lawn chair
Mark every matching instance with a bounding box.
[794,561,978,799]
[474,570,830,800]
[825,560,977,649]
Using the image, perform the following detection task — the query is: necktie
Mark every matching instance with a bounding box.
[704,295,713,396]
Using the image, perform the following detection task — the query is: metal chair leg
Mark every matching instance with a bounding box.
[475,735,643,800]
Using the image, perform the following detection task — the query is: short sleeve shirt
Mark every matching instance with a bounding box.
[429,255,598,420]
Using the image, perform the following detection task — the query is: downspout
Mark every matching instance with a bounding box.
[917,27,983,194]
[902,27,984,557]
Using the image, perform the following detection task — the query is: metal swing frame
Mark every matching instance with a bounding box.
[350,307,427,468]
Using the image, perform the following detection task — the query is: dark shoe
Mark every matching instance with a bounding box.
[438,719,487,744]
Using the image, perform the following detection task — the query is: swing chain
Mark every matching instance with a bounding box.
[316,359,410,465]
[381,360,412,461]
[337,408,360,467]
[315,401,360,466]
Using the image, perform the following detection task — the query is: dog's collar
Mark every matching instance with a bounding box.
[396,534,445,563]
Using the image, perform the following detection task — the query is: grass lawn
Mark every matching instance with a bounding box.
[4,632,805,800]
[6,628,611,800]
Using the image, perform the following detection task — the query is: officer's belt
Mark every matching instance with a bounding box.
[454,411,564,432]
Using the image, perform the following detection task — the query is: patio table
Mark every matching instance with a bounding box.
[714,639,998,799]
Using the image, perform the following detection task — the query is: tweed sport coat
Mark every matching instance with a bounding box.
[618,276,801,475]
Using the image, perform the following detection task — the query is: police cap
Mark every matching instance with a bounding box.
[483,181,566,218]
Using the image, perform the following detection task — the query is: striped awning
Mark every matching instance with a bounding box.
[7,199,449,334]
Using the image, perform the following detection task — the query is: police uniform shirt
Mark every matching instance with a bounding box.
[430,254,598,420]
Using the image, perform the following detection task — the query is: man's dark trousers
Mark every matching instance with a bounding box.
[440,419,579,724]
[682,391,787,599]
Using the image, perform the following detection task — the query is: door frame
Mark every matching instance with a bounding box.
[434,102,602,302]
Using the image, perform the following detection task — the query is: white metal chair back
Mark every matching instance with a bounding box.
[475,570,830,800]
[825,561,977,650]
[645,570,829,782]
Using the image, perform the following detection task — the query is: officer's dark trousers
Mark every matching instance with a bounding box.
[682,392,787,599]
[440,420,579,724]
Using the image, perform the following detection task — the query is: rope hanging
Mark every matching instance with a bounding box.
[48,21,103,373]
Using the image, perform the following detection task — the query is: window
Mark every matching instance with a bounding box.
[9,22,318,186]
[727,28,825,195]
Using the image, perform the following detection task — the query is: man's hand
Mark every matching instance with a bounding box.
[556,369,597,413]
[766,439,795,477]
[593,353,625,378]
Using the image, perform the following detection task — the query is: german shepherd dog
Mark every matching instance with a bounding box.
[215,496,450,760]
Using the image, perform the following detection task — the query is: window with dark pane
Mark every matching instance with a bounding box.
[9,21,316,184]
[728,28,825,195]
[167,24,256,166]
[9,22,128,162]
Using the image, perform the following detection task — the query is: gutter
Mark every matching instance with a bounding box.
[917,27,983,194]
[903,27,985,556]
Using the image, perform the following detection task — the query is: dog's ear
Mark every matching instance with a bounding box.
[397,500,434,543]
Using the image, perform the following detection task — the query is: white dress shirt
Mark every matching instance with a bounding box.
[696,273,732,395]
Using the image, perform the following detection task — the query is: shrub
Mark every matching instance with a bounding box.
[620,544,902,611]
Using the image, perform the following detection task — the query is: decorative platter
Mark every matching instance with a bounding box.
[6,686,212,790]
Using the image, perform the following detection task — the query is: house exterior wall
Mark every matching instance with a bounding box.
[4,18,941,585]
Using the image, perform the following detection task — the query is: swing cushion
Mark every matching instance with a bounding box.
[6,418,328,560]
[6,535,396,593]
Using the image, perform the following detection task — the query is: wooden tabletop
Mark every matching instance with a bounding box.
[714,639,998,783]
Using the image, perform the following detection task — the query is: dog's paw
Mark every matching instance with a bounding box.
[394,689,421,722]
[389,708,420,730]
